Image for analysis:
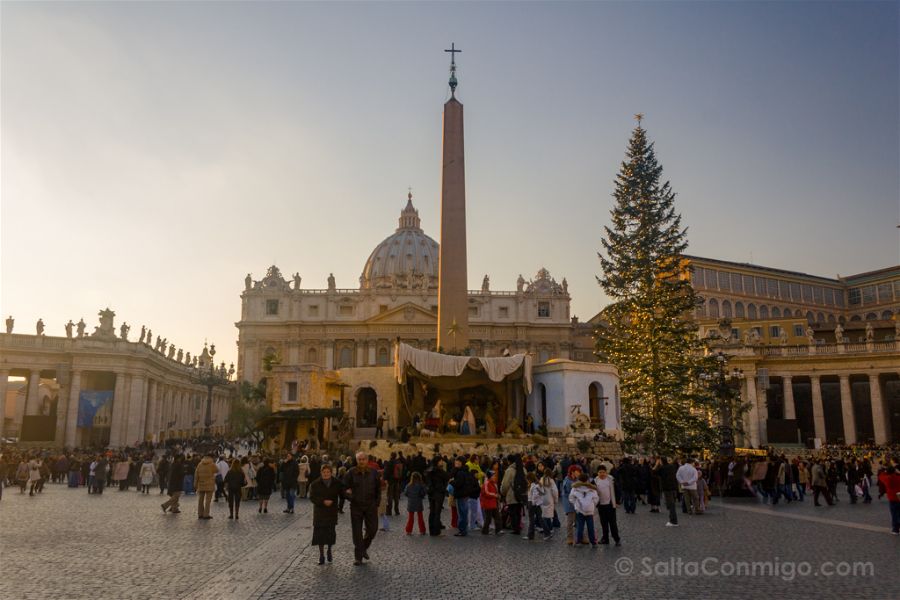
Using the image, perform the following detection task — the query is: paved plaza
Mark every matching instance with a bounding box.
[0,484,897,600]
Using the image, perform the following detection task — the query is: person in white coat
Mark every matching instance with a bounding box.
[139,458,157,494]
[568,473,599,546]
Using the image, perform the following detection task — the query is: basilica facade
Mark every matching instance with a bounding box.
[236,194,576,386]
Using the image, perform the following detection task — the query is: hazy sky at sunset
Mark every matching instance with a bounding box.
[2,1,898,367]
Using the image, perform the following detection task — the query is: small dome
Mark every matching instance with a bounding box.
[360,193,439,290]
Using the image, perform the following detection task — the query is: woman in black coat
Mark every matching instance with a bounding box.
[308,464,343,565]
[255,458,277,514]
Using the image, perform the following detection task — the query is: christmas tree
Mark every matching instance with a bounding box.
[596,117,720,454]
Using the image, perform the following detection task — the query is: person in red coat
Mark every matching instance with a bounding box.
[480,470,502,535]
[877,464,900,535]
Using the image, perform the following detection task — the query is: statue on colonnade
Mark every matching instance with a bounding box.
[65,320,74,338]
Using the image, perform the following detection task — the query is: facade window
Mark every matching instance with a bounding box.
[759,305,769,319]
[718,271,731,291]
[731,328,740,340]
[861,286,875,304]
[735,302,745,318]
[754,276,766,296]
[499,306,509,318]
[339,305,354,316]
[468,306,479,317]
[537,302,550,318]
[708,298,719,318]
[743,275,755,296]
[793,324,804,337]
[894,281,900,300]
[823,288,834,306]
[766,279,779,298]
[848,288,861,305]
[772,307,781,318]
[308,305,319,316]
[778,280,790,300]
[813,286,824,304]
[801,285,813,303]
[722,300,733,318]
[266,299,279,315]
[377,347,390,366]
[731,273,743,293]
[748,304,758,319]
[789,282,801,302]
[769,326,780,338]
[338,347,353,368]
[877,283,893,303]
[307,347,318,364]
[835,290,846,307]
[286,382,298,404]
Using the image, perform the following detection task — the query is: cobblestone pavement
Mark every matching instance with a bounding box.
[1,484,898,600]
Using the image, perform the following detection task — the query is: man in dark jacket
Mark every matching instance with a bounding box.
[343,451,381,565]
[617,458,639,514]
[162,455,185,514]
[281,454,299,514]
[658,457,680,526]
[384,452,404,516]
[425,458,450,536]
[450,459,477,537]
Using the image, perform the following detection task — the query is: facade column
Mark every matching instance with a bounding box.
[0,370,8,437]
[64,370,82,447]
[810,375,826,444]
[744,373,760,447]
[25,369,41,416]
[839,374,856,445]
[144,380,157,441]
[782,375,795,420]
[869,373,888,445]
[356,341,365,368]
[367,340,376,366]
[109,373,128,447]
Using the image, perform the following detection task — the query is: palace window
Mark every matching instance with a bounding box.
[779,280,791,300]
[339,305,354,316]
[743,275,755,295]
[731,328,740,340]
[769,326,781,338]
[338,347,353,368]
[499,306,509,318]
[848,288,861,305]
[731,273,743,293]
[754,277,766,296]
[801,285,813,303]
[861,286,876,305]
[793,324,804,337]
[766,279,779,298]
[468,306,479,317]
[308,305,319,317]
[538,302,550,318]
[266,299,279,315]
[759,306,769,319]
[286,382,298,404]
[718,271,731,291]
[823,288,834,306]
[877,283,893,303]
[813,286,824,304]
[790,282,801,301]
[377,347,390,366]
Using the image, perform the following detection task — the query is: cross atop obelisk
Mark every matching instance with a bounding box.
[445,43,461,96]
[437,44,468,352]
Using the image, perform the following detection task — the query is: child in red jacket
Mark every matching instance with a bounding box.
[480,471,502,535]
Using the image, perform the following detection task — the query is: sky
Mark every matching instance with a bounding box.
[2,1,898,368]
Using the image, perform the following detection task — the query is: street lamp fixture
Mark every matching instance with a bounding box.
[701,350,744,457]
[189,343,236,436]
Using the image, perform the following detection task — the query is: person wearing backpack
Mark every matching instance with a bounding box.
[385,452,404,516]
[501,454,527,535]
[450,458,477,537]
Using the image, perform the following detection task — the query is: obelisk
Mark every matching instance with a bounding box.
[437,43,469,352]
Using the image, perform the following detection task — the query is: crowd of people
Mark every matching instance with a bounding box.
[1,442,898,566]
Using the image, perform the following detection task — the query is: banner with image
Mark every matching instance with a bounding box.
[77,391,114,428]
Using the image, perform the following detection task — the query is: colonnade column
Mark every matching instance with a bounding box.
[839,374,856,445]
[25,368,41,416]
[64,370,82,447]
[869,374,888,445]
[744,372,760,447]
[0,371,7,434]
[125,375,147,446]
[810,375,825,443]
[782,375,795,420]
[144,380,157,441]
[109,373,128,447]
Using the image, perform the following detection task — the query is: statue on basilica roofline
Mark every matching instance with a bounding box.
[139,325,146,344]
[245,273,253,291]
[481,275,490,293]
[562,277,568,295]
[406,270,415,290]
[5,315,13,334]
[293,272,302,290]
[168,345,176,360]
[76,319,86,338]
[516,274,525,293]
[36,318,45,336]
[119,322,130,341]
[65,320,74,339]
[185,351,191,365]
[176,348,183,363]
[327,273,336,291]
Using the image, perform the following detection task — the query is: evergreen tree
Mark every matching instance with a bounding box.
[596,119,720,454]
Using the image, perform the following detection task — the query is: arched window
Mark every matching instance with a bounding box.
[759,306,769,319]
[850,314,862,322]
[865,313,877,321]
[708,298,720,318]
[377,347,389,366]
[748,304,758,319]
[735,302,745,318]
[827,314,836,323]
[817,312,825,323]
[772,307,781,318]
[338,347,353,368]
[806,311,815,323]
[882,310,894,320]
[722,300,733,318]
[307,347,318,365]
[794,309,802,318]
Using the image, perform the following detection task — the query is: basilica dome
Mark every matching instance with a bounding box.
[360,193,439,290]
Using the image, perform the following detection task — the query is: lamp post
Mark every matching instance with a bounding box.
[701,351,744,457]
[189,343,235,437]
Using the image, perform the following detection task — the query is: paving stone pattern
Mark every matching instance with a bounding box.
[1,484,898,600]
